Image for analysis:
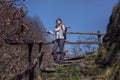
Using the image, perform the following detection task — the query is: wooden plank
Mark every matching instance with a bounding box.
[5,40,102,45]
[4,37,102,45]
[41,67,56,73]
[67,32,105,35]
[43,41,102,45]
[97,30,102,42]
[65,41,102,44]
[4,38,43,45]
[64,56,84,61]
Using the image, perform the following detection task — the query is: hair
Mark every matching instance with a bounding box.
[55,18,62,28]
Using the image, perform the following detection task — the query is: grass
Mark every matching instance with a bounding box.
[70,63,81,80]
[56,66,67,73]
[47,73,55,78]
[58,77,70,80]
[33,72,42,80]
[48,62,82,80]
[83,55,94,61]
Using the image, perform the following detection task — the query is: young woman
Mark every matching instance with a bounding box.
[48,18,66,65]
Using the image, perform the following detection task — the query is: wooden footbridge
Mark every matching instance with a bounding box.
[3,30,105,80]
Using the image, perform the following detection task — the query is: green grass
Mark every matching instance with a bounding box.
[47,73,55,78]
[33,72,42,80]
[83,56,93,61]
[58,77,70,80]
[56,66,67,73]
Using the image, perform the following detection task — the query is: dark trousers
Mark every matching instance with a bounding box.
[52,39,65,63]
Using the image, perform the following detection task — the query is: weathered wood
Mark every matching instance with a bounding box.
[5,39,102,45]
[27,43,34,80]
[41,67,56,73]
[67,32,105,35]
[43,41,102,45]
[64,56,84,61]
[4,38,43,45]
[4,30,104,45]
[65,41,102,44]
[97,30,101,42]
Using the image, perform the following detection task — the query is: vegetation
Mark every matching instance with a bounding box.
[0,0,51,80]
[0,0,120,80]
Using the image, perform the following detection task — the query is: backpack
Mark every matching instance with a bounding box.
[61,25,67,40]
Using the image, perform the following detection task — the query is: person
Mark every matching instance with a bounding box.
[47,18,69,65]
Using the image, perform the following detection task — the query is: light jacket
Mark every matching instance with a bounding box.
[49,25,65,40]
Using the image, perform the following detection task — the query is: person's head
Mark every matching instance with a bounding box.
[55,18,62,28]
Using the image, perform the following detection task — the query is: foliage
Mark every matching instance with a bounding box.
[0,0,51,80]
[57,66,66,73]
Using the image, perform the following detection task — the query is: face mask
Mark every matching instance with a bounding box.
[57,21,61,24]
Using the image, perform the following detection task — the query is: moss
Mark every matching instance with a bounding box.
[112,51,120,64]
[33,72,42,80]
[58,77,69,80]
[83,55,95,61]
[56,66,67,73]
[22,77,28,80]
[95,45,115,65]
[106,51,120,80]
[70,63,81,79]
[96,48,120,80]
[47,73,55,78]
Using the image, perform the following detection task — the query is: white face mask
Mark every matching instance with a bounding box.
[57,21,61,24]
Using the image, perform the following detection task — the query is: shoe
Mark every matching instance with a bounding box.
[59,64,63,66]
[58,62,64,66]
[65,39,68,42]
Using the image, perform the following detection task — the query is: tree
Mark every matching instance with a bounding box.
[0,0,52,80]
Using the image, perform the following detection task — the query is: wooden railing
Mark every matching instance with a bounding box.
[4,30,105,45]
[2,30,105,80]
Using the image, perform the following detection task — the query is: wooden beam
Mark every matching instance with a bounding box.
[65,41,102,44]
[5,40,102,45]
[43,41,102,45]
[5,37,102,45]
[4,38,43,45]
[41,67,56,73]
[67,32,105,35]
[64,56,84,61]
[97,30,102,43]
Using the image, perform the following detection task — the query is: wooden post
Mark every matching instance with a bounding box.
[27,43,34,80]
[39,43,43,53]
[38,43,43,67]
[28,44,33,64]
[97,30,101,47]
[97,30,101,43]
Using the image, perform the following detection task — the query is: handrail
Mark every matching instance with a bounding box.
[66,32,105,35]
[4,39,102,45]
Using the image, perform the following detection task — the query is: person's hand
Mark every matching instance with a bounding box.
[47,30,54,34]
[66,26,70,28]
[47,31,51,34]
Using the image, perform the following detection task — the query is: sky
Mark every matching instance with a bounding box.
[26,0,118,32]
[26,0,119,54]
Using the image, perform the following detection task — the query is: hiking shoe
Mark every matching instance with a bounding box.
[65,39,68,42]
[58,62,64,66]
[58,64,63,66]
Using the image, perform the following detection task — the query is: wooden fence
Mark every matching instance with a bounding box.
[2,30,105,80]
